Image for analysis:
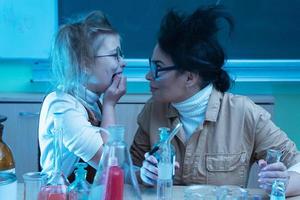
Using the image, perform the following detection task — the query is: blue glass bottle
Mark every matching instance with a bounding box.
[68,162,90,200]
[270,180,286,200]
[152,127,176,176]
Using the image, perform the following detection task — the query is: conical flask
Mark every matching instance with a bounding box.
[68,162,91,200]
[38,112,69,200]
[89,125,142,200]
[0,115,15,173]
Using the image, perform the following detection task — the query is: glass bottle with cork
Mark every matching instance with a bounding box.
[68,162,91,200]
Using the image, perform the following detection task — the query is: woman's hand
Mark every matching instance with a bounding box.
[140,152,158,186]
[140,152,180,186]
[103,74,127,107]
[258,159,290,193]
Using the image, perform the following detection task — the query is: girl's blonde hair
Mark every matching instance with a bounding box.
[51,11,118,94]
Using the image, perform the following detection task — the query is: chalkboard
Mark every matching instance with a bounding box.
[59,0,300,59]
[0,0,57,60]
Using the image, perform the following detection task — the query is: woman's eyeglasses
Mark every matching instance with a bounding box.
[95,47,124,62]
[149,58,178,79]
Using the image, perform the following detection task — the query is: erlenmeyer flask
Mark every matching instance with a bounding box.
[68,162,91,200]
[0,115,15,173]
[89,125,141,200]
[38,112,69,200]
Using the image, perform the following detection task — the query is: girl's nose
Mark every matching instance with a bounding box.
[119,57,126,68]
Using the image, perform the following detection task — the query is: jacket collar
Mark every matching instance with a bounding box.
[166,87,223,122]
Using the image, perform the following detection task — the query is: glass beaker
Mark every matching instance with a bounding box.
[68,162,91,200]
[89,125,141,200]
[38,112,69,200]
[23,172,47,200]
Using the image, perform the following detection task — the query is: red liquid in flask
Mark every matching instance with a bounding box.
[38,185,67,200]
[104,165,124,200]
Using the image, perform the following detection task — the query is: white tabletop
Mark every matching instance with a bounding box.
[17,183,300,200]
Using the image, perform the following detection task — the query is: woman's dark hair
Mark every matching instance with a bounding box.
[158,5,234,92]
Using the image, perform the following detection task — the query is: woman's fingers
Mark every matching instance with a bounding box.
[258,159,267,169]
[259,170,288,179]
[258,161,289,194]
[144,153,158,166]
[140,154,159,186]
[140,166,156,185]
[260,162,287,171]
[175,161,180,169]
[143,160,158,177]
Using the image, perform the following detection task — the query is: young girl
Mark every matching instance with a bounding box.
[39,11,126,182]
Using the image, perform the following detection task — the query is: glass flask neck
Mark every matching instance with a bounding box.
[75,169,87,181]
[53,127,63,175]
[160,142,172,163]
[47,112,69,186]
[158,127,170,142]
[107,125,125,143]
[74,163,88,181]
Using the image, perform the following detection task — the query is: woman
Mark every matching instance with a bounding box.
[39,11,126,182]
[130,6,300,196]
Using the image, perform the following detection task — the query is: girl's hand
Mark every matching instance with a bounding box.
[103,74,126,107]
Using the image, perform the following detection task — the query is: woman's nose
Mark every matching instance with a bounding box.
[145,71,153,81]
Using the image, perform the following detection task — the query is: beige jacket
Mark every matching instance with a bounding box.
[130,89,300,187]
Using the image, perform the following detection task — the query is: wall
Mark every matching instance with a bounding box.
[0,62,300,147]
